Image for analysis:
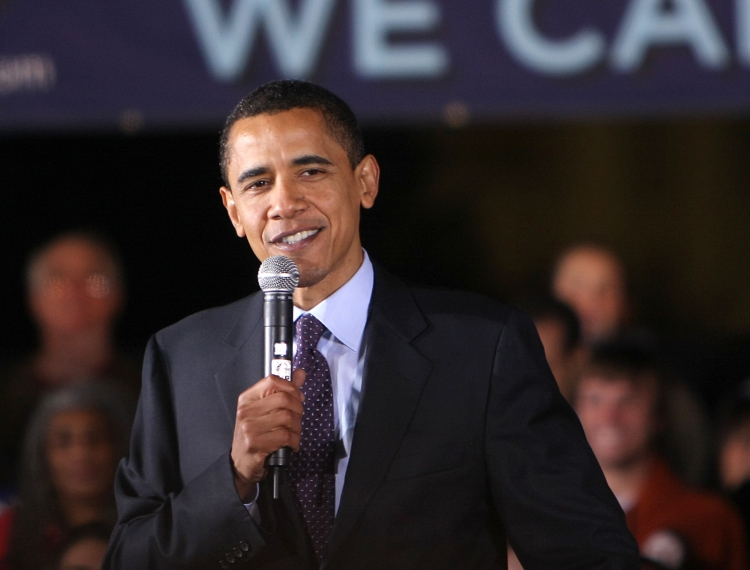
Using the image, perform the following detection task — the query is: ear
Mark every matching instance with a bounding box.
[220,186,246,238]
[356,155,380,209]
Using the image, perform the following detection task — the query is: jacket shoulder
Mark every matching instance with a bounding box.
[405,281,518,325]
[371,262,526,333]
[153,292,261,350]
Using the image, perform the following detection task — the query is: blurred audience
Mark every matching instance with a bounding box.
[552,242,631,345]
[55,522,111,570]
[0,231,140,488]
[520,296,585,402]
[574,340,746,570]
[0,384,130,570]
[551,242,709,485]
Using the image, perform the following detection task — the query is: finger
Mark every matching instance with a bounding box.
[240,374,302,401]
[291,368,306,391]
[236,419,302,453]
[238,390,305,419]
[247,406,303,436]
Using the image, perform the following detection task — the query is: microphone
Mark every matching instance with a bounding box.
[257,255,299,499]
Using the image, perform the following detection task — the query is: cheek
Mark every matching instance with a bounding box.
[47,449,69,481]
[575,405,597,430]
[95,444,117,468]
[622,409,656,440]
[237,207,267,243]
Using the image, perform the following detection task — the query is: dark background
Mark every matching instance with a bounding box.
[3,118,750,407]
[0,127,453,356]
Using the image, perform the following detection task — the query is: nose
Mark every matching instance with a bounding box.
[268,175,307,219]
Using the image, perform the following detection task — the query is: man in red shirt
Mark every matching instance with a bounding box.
[575,340,746,570]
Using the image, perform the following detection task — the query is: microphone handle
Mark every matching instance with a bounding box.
[263,291,294,499]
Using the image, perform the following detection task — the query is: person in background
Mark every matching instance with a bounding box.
[0,231,140,489]
[552,242,631,345]
[0,384,130,570]
[520,296,585,403]
[716,376,750,554]
[55,522,111,570]
[552,243,709,486]
[574,339,747,570]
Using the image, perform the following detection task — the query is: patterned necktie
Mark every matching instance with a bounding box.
[288,314,335,563]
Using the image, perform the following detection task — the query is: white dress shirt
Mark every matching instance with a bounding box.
[293,250,373,511]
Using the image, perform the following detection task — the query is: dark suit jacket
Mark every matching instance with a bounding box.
[104,265,640,569]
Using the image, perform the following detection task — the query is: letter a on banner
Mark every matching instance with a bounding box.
[611,0,729,71]
[183,0,337,81]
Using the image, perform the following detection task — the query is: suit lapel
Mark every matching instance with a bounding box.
[214,292,265,425]
[327,267,432,559]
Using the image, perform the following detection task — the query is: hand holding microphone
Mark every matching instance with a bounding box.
[230,256,303,501]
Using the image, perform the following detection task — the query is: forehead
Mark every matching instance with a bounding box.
[578,373,657,400]
[559,249,622,281]
[48,408,107,430]
[226,109,342,171]
[37,239,112,274]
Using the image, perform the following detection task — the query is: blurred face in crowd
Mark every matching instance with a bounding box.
[719,419,750,491]
[220,108,379,307]
[575,373,659,470]
[553,247,628,343]
[57,537,109,570]
[533,317,583,401]
[46,409,117,505]
[28,237,123,336]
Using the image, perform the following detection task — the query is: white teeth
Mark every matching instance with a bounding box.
[280,229,318,244]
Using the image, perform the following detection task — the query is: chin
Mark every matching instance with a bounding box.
[296,265,327,289]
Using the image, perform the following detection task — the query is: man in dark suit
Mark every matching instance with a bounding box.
[104,80,639,569]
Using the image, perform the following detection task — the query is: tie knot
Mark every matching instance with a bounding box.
[295,313,326,352]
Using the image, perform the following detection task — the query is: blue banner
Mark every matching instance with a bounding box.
[1,0,749,130]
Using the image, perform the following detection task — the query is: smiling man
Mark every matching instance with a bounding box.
[104,81,639,569]
[575,340,746,570]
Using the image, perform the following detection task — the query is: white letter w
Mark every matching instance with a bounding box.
[183,0,337,81]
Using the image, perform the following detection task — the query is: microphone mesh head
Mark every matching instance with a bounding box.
[258,255,299,292]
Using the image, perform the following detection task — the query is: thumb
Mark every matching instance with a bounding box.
[292,368,306,389]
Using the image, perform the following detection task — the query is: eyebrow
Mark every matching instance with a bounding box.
[293,155,333,167]
[237,166,270,185]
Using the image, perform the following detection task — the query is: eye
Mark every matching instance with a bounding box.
[245,179,270,193]
[301,168,324,177]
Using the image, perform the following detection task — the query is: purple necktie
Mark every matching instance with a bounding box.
[288,314,335,563]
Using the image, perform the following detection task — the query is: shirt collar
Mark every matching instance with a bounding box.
[293,250,373,353]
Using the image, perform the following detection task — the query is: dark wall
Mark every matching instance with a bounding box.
[0,127,463,359]
[2,119,750,395]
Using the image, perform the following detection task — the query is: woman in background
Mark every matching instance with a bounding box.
[0,383,131,570]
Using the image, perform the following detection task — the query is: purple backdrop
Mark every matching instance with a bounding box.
[0,0,748,130]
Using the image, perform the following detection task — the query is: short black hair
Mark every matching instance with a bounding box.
[521,296,581,353]
[587,336,662,380]
[219,80,366,186]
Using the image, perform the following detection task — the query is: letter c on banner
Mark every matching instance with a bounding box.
[495,0,605,75]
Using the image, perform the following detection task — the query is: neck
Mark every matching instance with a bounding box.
[58,494,109,527]
[601,453,654,501]
[293,248,363,311]
[34,328,114,387]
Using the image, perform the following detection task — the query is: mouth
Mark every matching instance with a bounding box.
[272,228,321,246]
